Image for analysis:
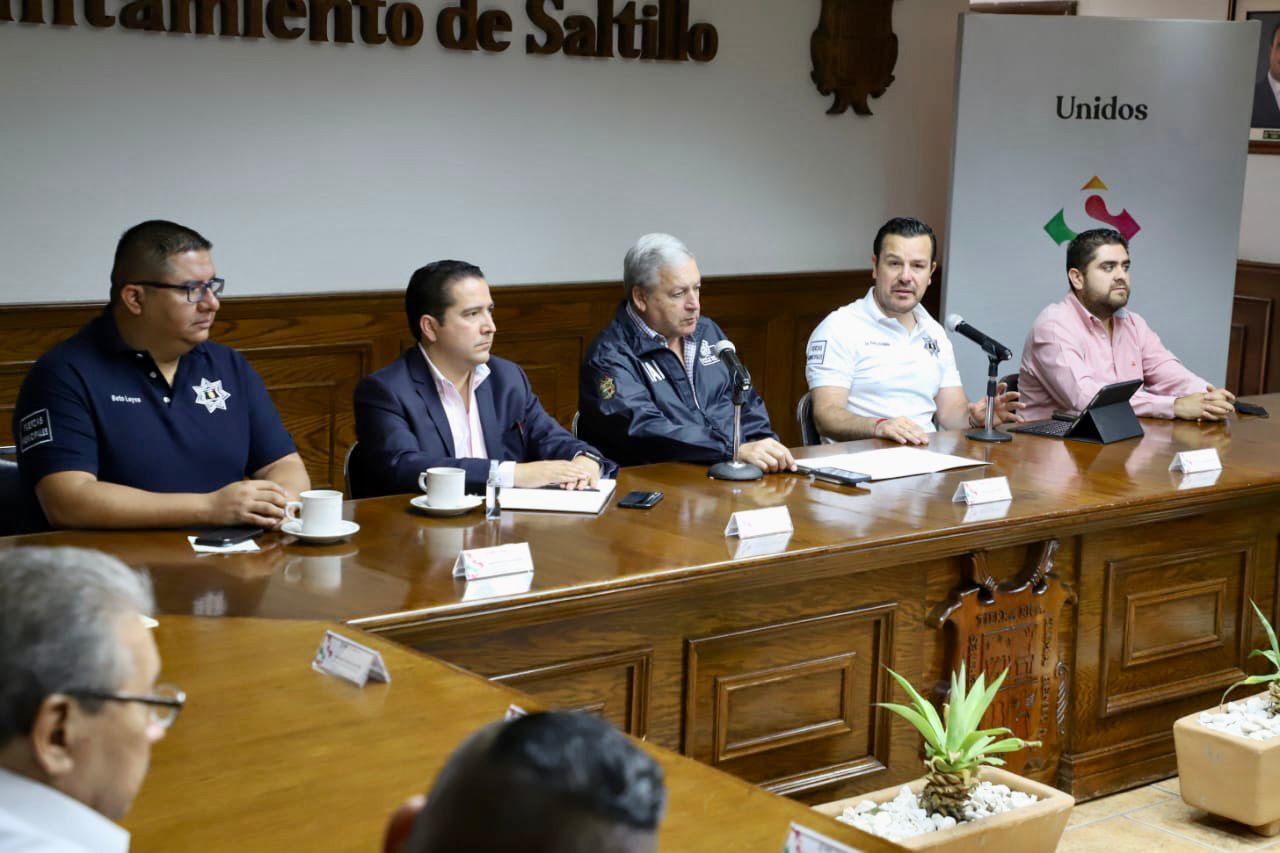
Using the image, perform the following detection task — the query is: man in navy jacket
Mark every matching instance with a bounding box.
[353,261,614,498]
[578,234,794,471]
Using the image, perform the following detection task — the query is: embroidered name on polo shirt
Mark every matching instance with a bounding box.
[111,394,142,404]
[922,335,941,357]
[192,377,231,413]
[807,340,827,364]
[642,361,666,383]
[698,339,720,367]
[864,340,890,347]
[18,409,54,452]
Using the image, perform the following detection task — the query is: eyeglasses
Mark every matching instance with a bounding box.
[67,682,187,729]
[133,278,225,304]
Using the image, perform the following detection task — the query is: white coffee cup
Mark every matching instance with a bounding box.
[284,489,345,535]
[417,467,466,507]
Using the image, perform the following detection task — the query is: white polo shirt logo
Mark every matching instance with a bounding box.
[192,377,231,413]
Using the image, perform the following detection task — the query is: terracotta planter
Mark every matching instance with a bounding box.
[1173,697,1280,837]
[812,766,1073,852]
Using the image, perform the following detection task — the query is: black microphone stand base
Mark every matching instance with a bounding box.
[965,427,1012,443]
[708,461,764,481]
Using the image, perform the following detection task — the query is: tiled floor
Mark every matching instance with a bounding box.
[1060,776,1280,851]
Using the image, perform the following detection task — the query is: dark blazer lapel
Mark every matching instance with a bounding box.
[407,348,456,456]
[477,371,505,459]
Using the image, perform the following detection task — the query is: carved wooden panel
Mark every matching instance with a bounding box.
[684,604,896,794]
[1099,542,1255,717]
[928,541,1074,777]
[810,0,898,116]
[492,648,652,737]
[493,336,585,427]
[1234,262,1280,395]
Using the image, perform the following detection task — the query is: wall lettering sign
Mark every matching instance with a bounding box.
[0,0,719,61]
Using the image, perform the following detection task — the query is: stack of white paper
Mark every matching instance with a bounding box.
[796,447,988,482]
[498,479,618,513]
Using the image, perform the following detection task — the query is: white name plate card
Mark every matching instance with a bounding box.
[452,543,534,581]
[725,506,794,539]
[312,630,391,688]
[962,500,1012,523]
[782,822,863,853]
[951,476,1013,506]
[1170,448,1222,474]
[462,570,535,602]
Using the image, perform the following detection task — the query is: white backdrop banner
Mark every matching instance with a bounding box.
[943,14,1257,398]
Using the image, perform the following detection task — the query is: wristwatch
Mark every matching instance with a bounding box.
[574,450,604,467]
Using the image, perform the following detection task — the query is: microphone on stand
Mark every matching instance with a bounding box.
[944,315,1014,444]
[708,340,764,481]
[945,315,1012,362]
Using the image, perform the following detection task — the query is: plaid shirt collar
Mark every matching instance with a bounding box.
[626,302,696,384]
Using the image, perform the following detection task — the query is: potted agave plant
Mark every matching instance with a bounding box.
[813,664,1074,851]
[1174,600,1280,836]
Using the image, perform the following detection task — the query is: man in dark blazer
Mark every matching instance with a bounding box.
[352,260,614,498]
[1253,21,1280,130]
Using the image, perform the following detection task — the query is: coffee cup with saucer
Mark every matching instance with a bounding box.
[282,489,360,543]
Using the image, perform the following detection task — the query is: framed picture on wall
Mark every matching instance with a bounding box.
[1233,0,1280,153]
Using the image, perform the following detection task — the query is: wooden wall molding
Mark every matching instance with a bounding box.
[1230,261,1280,397]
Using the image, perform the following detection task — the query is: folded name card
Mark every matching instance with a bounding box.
[952,476,1013,506]
[312,629,391,688]
[725,506,793,539]
[1177,468,1222,491]
[452,542,534,581]
[963,500,1012,523]
[782,822,862,853]
[462,570,535,601]
[1170,448,1222,474]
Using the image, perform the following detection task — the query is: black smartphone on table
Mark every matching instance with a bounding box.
[618,491,663,509]
[1236,400,1269,418]
[810,467,871,487]
[192,526,265,547]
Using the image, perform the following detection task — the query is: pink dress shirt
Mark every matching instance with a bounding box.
[1018,293,1208,421]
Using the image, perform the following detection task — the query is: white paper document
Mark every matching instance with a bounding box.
[796,447,988,482]
[498,479,618,513]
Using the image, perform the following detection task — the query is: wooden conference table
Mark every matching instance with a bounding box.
[122,617,895,852]
[6,394,1280,805]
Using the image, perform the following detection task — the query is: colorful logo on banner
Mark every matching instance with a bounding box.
[1043,176,1142,245]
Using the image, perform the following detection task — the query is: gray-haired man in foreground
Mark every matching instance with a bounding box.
[0,547,182,852]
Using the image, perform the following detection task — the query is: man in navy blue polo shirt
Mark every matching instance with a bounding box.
[13,220,309,532]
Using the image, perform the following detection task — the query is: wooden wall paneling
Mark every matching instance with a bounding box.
[1234,262,1280,395]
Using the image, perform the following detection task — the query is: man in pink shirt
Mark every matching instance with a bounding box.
[1019,228,1235,422]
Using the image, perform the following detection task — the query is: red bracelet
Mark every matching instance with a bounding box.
[874,418,888,435]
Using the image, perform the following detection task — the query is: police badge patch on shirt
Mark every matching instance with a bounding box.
[192,377,231,413]
[807,340,827,365]
[698,339,720,367]
[921,335,941,358]
[18,409,54,453]
[598,375,616,400]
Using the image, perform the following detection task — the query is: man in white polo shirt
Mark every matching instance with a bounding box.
[805,217,1022,445]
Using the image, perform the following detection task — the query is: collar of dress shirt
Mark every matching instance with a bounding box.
[418,343,490,394]
[0,768,130,853]
[1066,290,1129,329]
[860,286,930,335]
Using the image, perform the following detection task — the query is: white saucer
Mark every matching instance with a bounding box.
[281,519,360,543]
[410,494,484,517]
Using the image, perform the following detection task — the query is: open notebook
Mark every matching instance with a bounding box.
[498,479,618,514]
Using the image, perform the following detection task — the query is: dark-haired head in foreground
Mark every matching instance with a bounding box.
[398,711,666,853]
